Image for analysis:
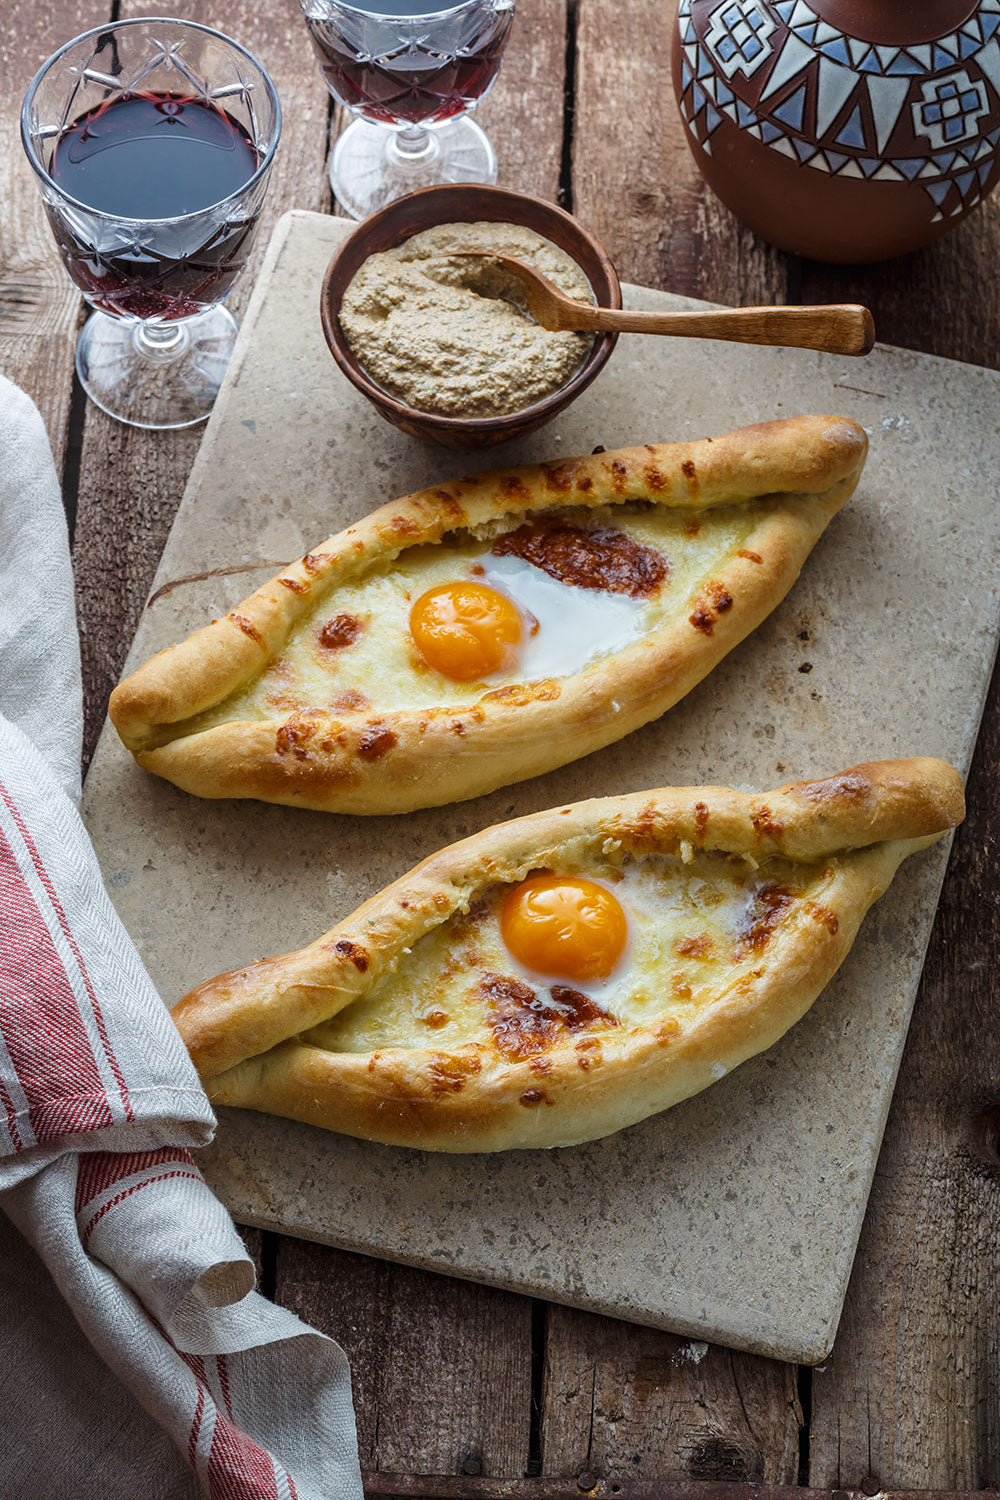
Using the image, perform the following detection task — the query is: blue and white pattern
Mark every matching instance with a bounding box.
[912,69,989,148]
[704,1,777,79]
[678,0,1000,218]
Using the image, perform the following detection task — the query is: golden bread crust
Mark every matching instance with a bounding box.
[110,416,867,813]
[171,758,964,1151]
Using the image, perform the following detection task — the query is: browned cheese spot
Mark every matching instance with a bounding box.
[689,580,733,635]
[529,1056,553,1077]
[684,516,701,538]
[671,974,692,999]
[519,1088,552,1107]
[319,613,362,650]
[421,1010,450,1029]
[275,717,312,760]
[550,985,620,1028]
[751,805,783,839]
[545,463,577,492]
[681,457,700,503]
[577,475,593,492]
[331,688,370,713]
[482,972,616,1062]
[389,514,420,538]
[734,883,796,960]
[431,489,464,524]
[610,459,628,489]
[427,1051,482,1096]
[333,938,369,972]
[492,519,668,599]
[229,612,263,646]
[575,1036,603,1070]
[501,475,531,503]
[451,720,467,737]
[357,723,397,761]
[694,800,709,840]
[301,552,331,575]
[738,549,763,564]
[656,1016,681,1043]
[278,576,309,595]
[676,933,713,959]
[806,900,839,935]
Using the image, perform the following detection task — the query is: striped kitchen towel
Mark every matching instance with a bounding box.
[0,374,362,1500]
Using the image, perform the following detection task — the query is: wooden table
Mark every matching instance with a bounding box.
[3,1,998,1495]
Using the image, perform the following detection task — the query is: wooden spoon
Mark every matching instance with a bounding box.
[450,252,876,356]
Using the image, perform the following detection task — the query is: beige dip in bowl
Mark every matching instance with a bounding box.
[338,221,595,419]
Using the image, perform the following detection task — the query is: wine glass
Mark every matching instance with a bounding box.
[299,0,515,220]
[21,18,281,430]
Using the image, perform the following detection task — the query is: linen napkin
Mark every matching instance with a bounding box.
[0,372,363,1500]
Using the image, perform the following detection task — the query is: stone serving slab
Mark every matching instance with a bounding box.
[83,210,1000,1363]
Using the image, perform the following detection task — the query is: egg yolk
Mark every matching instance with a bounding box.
[410,581,523,682]
[500,875,628,982]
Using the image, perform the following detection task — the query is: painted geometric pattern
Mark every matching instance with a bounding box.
[678,0,1000,217]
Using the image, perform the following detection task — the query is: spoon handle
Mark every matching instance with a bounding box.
[583,303,875,355]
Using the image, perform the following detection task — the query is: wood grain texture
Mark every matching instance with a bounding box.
[558,5,803,1487]
[0,1,109,465]
[803,186,1000,1494]
[71,0,333,765]
[326,0,566,213]
[571,0,786,302]
[808,660,1000,1490]
[540,1311,801,1484]
[476,0,566,203]
[274,1241,534,1478]
[798,194,1000,371]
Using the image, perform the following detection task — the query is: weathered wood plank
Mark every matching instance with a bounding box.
[798,195,1000,370]
[362,1476,1000,1499]
[326,0,566,212]
[0,1,110,466]
[571,0,787,302]
[803,195,1000,1494]
[476,0,566,203]
[540,1312,801,1484]
[313,6,568,1476]
[554,4,801,1486]
[807,662,1000,1490]
[274,1241,534,1477]
[71,0,332,764]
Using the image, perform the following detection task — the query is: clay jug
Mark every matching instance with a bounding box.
[673,0,1000,260]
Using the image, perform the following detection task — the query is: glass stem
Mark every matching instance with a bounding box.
[391,123,434,160]
[132,319,192,363]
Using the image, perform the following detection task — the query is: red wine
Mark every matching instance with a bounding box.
[47,92,262,321]
[304,4,512,127]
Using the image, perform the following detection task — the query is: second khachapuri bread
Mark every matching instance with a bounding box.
[110,415,867,814]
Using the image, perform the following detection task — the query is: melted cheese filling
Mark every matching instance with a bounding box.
[187,501,764,732]
[302,849,836,1058]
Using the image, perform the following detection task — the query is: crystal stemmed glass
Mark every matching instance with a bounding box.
[299,0,515,220]
[21,18,281,430]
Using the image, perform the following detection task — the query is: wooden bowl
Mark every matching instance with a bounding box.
[320,184,621,449]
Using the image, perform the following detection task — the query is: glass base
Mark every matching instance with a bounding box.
[330,116,498,220]
[75,305,239,430]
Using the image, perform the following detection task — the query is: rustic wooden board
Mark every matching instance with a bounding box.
[83,208,1000,1364]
